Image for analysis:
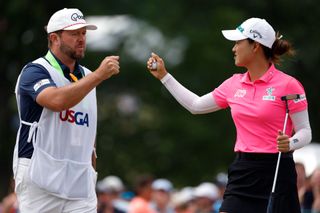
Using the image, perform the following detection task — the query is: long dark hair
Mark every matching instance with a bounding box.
[249,32,295,64]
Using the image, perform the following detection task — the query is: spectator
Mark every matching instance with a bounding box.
[193,182,219,213]
[0,193,19,213]
[171,187,196,213]
[128,174,156,213]
[296,163,313,213]
[310,168,320,213]
[151,178,175,213]
[97,175,128,213]
[296,163,307,202]
[0,177,19,213]
[213,173,228,212]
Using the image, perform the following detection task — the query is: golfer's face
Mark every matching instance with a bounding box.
[232,39,255,67]
[59,28,87,60]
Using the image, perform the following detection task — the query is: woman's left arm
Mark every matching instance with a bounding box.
[289,109,312,151]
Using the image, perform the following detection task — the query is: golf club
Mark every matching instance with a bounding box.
[267,94,300,212]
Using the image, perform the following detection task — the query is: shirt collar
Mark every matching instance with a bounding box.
[240,64,277,84]
[46,50,84,81]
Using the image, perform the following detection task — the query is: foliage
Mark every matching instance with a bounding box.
[1,0,319,198]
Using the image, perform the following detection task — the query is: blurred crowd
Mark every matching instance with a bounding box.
[3,164,320,213]
[0,172,227,213]
[296,163,320,213]
[93,173,227,213]
[95,172,227,213]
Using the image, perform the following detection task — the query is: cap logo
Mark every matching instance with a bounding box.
[71,13,84,22]
[237,26,244,33]
[249,30,262,39]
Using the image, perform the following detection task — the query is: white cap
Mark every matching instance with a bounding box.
[171,187,194,207]
[152,178,173,192]
[222,18,276,48]
[193,182,219,200]
[215,172,228,187]
[97,175,124,193]
[46,8,97,33]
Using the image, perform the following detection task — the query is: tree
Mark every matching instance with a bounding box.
[1,0,319,199]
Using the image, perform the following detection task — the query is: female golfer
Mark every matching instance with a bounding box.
[146,18,312,213]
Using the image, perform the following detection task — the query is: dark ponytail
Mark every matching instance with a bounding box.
[263,32,295,64]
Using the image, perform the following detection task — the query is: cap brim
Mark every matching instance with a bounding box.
[64,23,97,31]
[222,29,247,41]
[153,187,171,192]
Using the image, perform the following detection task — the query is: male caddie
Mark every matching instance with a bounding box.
[13,8,120,213]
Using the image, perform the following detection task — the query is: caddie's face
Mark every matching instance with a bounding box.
[232,39,255,67]
[58,27,87,60]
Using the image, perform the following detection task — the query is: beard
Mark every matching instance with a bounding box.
[60,41,85,60]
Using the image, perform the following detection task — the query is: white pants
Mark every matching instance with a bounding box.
[15,158,97,213]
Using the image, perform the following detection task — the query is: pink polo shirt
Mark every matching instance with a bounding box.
[212,64,307,153]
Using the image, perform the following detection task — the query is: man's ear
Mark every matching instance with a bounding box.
[49,32,60,45]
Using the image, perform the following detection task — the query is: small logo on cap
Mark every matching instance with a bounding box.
[237,26,244,33]
[249,30,262,39]
[71,13,84,21]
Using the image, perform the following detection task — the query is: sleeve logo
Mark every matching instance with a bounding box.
[33,79,50,92]
[293,94,306,103]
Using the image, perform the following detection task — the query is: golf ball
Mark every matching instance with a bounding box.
[151,61,157,70]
